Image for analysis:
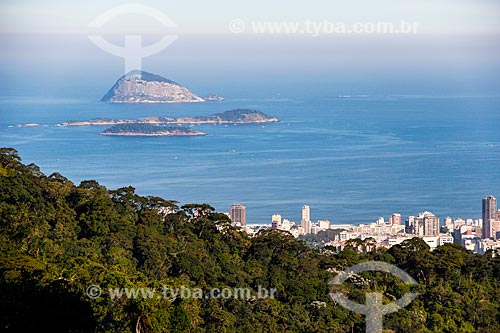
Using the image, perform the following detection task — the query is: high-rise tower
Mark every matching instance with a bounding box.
[301,205,311,234]
[482,195,497,239]
[230,204,246,226]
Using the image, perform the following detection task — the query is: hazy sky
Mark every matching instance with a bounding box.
[1,1,499,98]
[1,0,500,35]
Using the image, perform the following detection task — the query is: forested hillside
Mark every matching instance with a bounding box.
[1,148,499,332]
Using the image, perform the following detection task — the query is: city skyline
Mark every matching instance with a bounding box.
[234,193,500,254]
[235,194,500,228]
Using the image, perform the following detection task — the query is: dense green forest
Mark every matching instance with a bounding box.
[1,147,499,332]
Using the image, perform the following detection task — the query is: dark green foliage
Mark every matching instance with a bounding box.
[211,109,272,121]
[101,123,195,135]
[299,229,341,244]
[189,109,276,123]
[1,148,500,332]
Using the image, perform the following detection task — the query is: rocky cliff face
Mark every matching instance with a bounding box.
[101,70,205,103]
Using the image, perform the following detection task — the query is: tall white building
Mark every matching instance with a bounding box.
[482,195,497,239]
[406,211,439,236]
[302,219,311,235]
[301,205,311,234]
[302,205,310,221]
[444,216,453,231]
[271,214,282,229]
[420,211,440,236]
[230,204,246,226]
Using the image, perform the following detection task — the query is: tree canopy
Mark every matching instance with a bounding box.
[1,148,499,332]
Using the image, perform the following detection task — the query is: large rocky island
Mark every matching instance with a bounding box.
[101,70,207,103]
[100,124,206,137]
[61,109,278,127]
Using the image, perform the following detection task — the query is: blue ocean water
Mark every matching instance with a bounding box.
[0,94,499,225]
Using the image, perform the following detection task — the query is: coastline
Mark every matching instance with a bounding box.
[100,131,206,137]
[62,118,279,127]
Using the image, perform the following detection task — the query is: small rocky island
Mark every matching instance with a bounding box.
[204,94,224,101]
[100,124,206,137]
[62,109,278,127]
[101,70,207,103]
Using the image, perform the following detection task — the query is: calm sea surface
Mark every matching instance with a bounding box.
[1,95,499,224]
